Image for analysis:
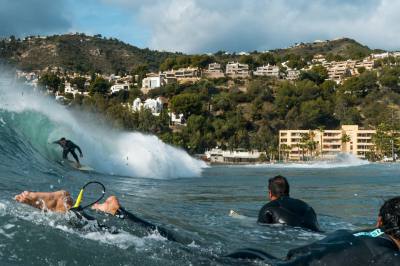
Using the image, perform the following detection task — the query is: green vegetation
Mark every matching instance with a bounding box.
[5,34,400,158]
[63,64,400,158]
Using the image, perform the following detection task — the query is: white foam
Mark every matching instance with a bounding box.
[0,72,206,179]
[8,203,149,250]
[3,224,15,230]
[244,153,369,169]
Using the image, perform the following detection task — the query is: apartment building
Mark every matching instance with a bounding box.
[203,63,225,78]
[326,60,357,82]
[225,62,250,78]
[355,59,374,71]
[253,64,280,78]
[174,67,200,79]
[286,69,301,80]
[279,125,375,161]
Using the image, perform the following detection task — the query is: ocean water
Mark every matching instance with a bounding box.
[1,73,400,265]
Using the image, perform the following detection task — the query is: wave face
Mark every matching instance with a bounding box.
[0,72,205,179]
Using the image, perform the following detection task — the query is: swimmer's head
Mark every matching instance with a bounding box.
[268,175,290,200]
[378,196,400,240]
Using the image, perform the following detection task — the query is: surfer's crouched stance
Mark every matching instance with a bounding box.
[53,137,83,168]
[258,175,321,232]
[228,196,400,265]
[14,190,179,242]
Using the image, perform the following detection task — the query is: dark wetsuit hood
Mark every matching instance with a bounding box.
[227,229,400,265]
[282,229,400,265]
[258,196,320,232]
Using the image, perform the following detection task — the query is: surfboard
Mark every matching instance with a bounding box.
[229,209,247,219]
[66,160,94,172]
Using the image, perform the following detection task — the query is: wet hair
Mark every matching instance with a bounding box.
[268,175,290,198]
[60,137,66,141]
[379,196,400,240]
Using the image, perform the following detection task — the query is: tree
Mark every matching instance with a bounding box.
[317,126,325,158]
[279,144,291,161]
[71,77,87,91]
[258,53,276,66]
[299,65,328,85]
[341,133,351,153]
[372,123,400,160]
[90,77,110,95]
[39,73,62,92]
[169,93,203,117]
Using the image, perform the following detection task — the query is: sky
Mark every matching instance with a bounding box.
[0,0,399,54]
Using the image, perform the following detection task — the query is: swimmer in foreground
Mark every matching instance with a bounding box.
[53,137,83,168]
[258,175,320,232]
[14,190,180,242]
[228,196,400,265]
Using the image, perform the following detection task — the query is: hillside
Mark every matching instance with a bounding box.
[272,38,383,59]
[0,34,385,74]
[0,34,177,74]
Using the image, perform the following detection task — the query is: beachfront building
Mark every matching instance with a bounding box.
[279,125,375,161]
[253,64,280,78]
[205,148,266,164]
[225,62,250,78]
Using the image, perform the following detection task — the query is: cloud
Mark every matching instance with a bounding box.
[104,0,400,53]
[0,0,71,38]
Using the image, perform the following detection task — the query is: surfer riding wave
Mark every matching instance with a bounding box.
[53,137,83,168]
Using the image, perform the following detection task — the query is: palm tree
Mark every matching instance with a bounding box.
[341,133,351,153]
[280,144,290,161]
[307,131,317,158]
[300,133,310,160]
[318,126,325,158]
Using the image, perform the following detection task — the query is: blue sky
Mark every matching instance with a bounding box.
[0,0,399,53]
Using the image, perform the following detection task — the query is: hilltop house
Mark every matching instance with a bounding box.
[225,62,250,78]
[203,63,225,79]
[110,83,130,94]
[253,64,280,78]
[132,97,164,115]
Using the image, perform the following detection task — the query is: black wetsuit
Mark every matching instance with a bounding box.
[72,207,182,243]
[54,140,82,164]
[227,229,400,265]
[258,196,320,232]
[115,207,181,242]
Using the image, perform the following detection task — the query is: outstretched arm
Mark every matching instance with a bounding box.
[14,190,73,213]
[92,196,180,242]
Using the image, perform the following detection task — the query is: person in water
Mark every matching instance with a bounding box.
[229,196,400,265]
[258,175,320,232]
[53,137,83,168]
[14,190,180,242]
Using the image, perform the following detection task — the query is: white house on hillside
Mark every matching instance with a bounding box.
[142,76,163,90]
[64,82,79,95]
[111,83,130,94]
[132,97,163,115]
